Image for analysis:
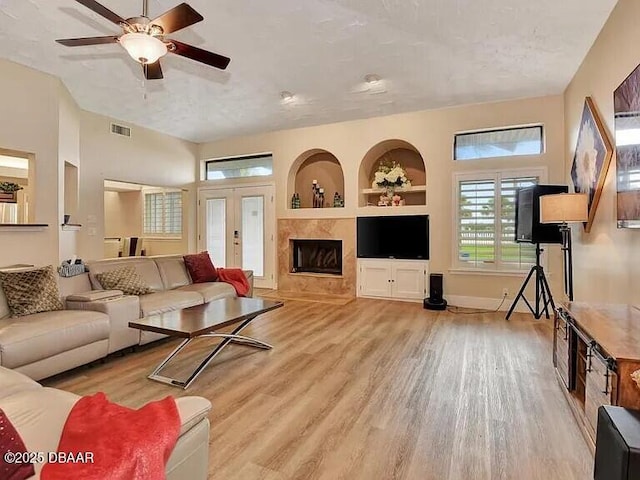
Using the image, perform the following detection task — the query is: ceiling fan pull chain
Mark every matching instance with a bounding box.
[142,76,147,101]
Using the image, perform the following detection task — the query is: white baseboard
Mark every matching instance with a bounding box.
[447,295,533,314]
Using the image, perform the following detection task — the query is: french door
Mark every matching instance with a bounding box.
[199,185,275,289]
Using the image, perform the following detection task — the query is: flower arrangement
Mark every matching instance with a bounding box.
[372,161,411,192]
[0,182,23,193]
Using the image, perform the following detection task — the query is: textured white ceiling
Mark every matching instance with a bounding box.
[0,0,618,142]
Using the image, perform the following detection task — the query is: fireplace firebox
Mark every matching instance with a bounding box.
[291,239,342,275]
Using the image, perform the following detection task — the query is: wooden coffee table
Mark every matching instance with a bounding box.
[129,297,283,389]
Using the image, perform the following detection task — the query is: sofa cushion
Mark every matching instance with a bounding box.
[0,310,109,369]
[96,267,151,296]
[183,252,218,283]
[1,387,79,478]
[0,266,64,318]
[0,408,35,479]
[87,258,165,292]
[0,366,42,400]
[154,255,191,290]
[139,291,203,317]
[176,282,236,303]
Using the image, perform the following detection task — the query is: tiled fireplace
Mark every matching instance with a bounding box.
[278,218,356,296]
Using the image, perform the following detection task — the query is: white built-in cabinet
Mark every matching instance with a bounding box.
[357,259,428,300]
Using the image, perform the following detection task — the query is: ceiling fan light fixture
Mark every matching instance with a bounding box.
[120,32,167,64]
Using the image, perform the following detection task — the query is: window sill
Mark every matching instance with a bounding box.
[448,268,532,277]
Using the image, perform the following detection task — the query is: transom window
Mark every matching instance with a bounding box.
[454,169,545,271]
[454,125,544,160]
[143,190,182,237]
[205,154,273,180]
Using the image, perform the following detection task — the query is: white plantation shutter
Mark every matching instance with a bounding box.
[458,179,496,267]
[144,191,183,237]
[456,171,541,270]
[144,193,163,235]
[164,192,182,235]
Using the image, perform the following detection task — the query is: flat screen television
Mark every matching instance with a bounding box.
[357,215,429,259]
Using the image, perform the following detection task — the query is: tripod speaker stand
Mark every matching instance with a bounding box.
[505,243,555,320]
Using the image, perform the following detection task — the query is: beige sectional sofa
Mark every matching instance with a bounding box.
[0,365,212,479]
[0,254,253,380]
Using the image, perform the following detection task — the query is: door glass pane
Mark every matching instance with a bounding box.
[241,196,264,277]
[206,198,226,268]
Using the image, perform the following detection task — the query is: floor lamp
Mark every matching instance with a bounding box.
[539,193,588,301]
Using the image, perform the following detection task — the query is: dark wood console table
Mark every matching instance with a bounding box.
[554,302,640,450]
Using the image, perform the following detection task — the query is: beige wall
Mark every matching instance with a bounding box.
[564,0,640,304]
[58,85,81,262]
[0,60,60,267]
[200,95,566,300]
[0,58,198,267]
[76,107,197,261]
[104,191,143,238]
[103,189,189,257]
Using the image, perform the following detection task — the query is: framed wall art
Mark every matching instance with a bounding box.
[570,97,613,233]
[614,64,640,228]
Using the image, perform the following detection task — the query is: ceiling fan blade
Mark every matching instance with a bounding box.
[169,40,230,70]
[143,61,164,80]
[150,3,203,34]
[56,36,119,47]
[74,0,128,26]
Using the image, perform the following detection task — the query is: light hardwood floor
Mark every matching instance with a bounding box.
[45,298,592,480]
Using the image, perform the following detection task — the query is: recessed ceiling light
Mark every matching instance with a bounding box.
[280,91,294,103]
[364,73,381,84]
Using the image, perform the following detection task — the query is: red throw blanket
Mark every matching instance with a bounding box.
[41,393,180,480]
[217,268,250,296]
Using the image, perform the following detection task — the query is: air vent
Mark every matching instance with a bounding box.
[110,123,131,138]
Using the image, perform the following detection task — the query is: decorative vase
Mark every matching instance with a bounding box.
[385,186,396,199]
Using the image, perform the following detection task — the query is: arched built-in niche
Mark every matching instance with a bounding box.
[290,149,345,209]
[359,139,427,207]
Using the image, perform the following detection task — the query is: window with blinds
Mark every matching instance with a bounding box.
[144,191,182,237]
[456,172,540,270]
[454,126,543,160]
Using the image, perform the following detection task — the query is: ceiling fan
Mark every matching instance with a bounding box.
[56,0,230,80]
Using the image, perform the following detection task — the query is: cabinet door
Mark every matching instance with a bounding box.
[360,262,392,297]
[554,312,571,389]
[584,353,616,439]
[391,263,426,299]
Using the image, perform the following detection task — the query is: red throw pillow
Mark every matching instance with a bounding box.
[0,409,35,480]
[183,252,218,283]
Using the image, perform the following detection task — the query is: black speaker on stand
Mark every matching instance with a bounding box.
[424,273,447,310]
[505,184,567,320]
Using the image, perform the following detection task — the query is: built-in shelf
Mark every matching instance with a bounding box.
[290,149,345,209]
[61,224,82,231]
[282,208,352,219]
[0,223,49,232]
[359,140,427,208]
[357,205,428,216]
[360,185,427,195]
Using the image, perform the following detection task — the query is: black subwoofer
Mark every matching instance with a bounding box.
[594,406,640,480]
[424,273,447,310]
